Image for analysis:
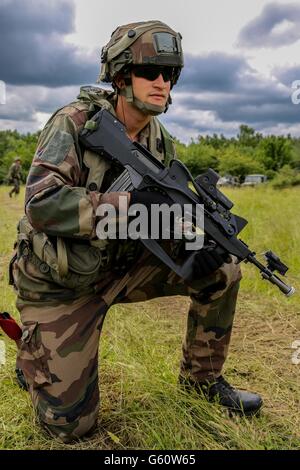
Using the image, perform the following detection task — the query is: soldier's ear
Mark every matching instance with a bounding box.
[115,74,126,89]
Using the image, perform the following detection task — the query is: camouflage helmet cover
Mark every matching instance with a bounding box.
[98,20,184,85]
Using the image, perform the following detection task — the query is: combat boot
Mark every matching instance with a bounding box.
[180,375,263,416]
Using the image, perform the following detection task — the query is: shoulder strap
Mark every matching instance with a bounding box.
[159,122,176,166]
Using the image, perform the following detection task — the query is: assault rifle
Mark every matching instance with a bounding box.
[80,109,295,297]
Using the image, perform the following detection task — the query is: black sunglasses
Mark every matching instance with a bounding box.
[132,65,175,82]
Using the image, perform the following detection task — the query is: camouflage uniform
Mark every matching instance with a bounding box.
[8,160,22,196]
[11,86,242,442]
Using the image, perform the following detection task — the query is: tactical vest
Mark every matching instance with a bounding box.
[12,87,177,291]
[78,87,176,274]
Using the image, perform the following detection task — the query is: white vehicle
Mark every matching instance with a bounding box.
[242,174,267,186]
[217,175,240,187]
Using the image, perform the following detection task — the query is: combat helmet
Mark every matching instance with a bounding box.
[98,20,184,115]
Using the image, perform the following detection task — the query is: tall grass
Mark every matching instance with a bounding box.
[0,185,299,450]
[227,186,300,297]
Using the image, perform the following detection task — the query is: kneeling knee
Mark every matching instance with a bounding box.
[219,256,242,288]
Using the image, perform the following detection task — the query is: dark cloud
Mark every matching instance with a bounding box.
[0,85,80,122]
[174,78,297,127]
[0,0,98,87]
[0,82,113,133]
[176,53,251,92]
[0,0,74,35]
[165,51,299,137]
[273,64,300,87]
[191,97,297,126]
[162,113,238,137]
[176,87,294,123]
[238,2,300,48]
[1,16,299,140]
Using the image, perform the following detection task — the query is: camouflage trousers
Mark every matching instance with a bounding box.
[9,178,20,196]
[16,250,241,442]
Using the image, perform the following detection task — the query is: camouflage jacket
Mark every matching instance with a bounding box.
[25,86,175,239]
[16,86,176,288]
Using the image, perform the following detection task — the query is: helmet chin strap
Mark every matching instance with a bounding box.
[132,95,166,116]
[119,74,170,116]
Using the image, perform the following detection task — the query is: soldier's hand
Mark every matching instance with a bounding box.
[192,243,231,279]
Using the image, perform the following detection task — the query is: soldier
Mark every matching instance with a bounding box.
[11,20,262,443]
[8,157,22,197]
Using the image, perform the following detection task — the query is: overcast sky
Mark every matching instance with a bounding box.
[0,0,300,142]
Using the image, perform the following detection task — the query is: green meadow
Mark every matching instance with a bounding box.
[0,185,299,450]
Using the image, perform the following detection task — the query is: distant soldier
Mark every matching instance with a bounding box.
[8,157,22,197]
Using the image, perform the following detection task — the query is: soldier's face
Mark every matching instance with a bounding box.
[131,69,171,109]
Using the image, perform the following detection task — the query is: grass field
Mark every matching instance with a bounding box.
[0,185,299,450]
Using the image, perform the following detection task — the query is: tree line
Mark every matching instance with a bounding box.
[1,124,300,188]
[176,125,300,188]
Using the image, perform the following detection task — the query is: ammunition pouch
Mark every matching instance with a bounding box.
[14,215,113,291]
